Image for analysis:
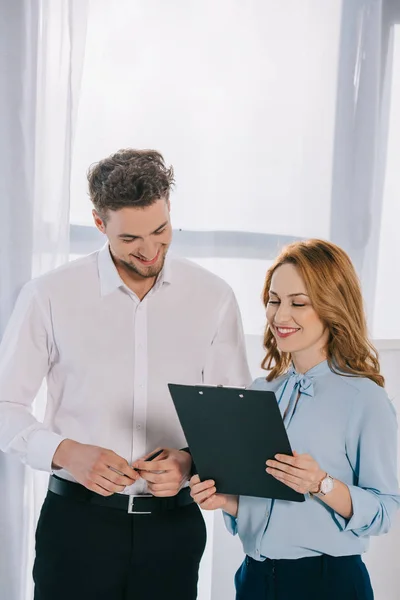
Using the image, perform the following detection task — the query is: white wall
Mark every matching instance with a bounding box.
[364,344,400,600]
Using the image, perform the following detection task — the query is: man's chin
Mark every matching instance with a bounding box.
[136,265,163,278]
[123,256,165,279]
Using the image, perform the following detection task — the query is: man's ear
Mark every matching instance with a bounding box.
[93,210,106,234]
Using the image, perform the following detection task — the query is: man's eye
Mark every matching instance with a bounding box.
[154,228,166,236]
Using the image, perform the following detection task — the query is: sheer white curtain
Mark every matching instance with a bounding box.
[374,23,400,338]
[0,2,88,599]
[0,4,38,597]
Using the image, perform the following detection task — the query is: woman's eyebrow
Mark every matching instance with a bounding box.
[269,290,309,297]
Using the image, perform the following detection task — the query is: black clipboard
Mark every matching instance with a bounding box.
[168,383,304,502]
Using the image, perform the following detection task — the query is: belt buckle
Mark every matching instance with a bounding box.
[127,494,152,514]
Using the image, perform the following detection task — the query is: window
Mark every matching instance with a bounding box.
[69,0,342,362]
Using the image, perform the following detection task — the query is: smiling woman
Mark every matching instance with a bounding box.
[189,238,399,600]
[262,239,383,386]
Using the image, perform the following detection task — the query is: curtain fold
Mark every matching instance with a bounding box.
[0,3,39,598]
[0,2,88,598]
[330,0,394,321]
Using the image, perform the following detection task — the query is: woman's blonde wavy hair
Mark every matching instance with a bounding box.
[262,239,384,387]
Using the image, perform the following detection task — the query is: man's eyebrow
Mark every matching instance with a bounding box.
[118,221,168,239]
[118,233,139,239]
[152,221,168,234]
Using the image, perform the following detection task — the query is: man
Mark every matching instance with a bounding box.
[0,149,251,600]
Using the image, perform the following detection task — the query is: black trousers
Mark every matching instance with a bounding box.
[33,490,207,600]
[235,554,374,600]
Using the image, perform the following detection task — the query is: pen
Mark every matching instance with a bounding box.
[133,448,164,471]
[145,449,164,462]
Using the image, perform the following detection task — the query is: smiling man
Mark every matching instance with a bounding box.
[0,149,251,600]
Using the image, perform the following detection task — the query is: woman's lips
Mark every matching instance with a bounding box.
[274,326,301,338]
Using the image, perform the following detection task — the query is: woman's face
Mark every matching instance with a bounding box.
[266,263,329,370]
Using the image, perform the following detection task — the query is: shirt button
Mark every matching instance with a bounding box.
[136,424,142,430]
[255,549,260,555]
[266,511,269,518]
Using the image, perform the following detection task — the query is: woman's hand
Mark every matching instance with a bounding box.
[189,475,239,516]
[266,450,325,494]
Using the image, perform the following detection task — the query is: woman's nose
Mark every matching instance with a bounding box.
[274,302,292,323]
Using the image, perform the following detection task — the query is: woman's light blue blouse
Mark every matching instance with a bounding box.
[224,360,400,560]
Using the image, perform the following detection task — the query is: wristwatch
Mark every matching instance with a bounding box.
[311,473,334,496]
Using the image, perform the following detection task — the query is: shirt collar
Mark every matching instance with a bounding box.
[97,243,172,297]
[290,359,331,379]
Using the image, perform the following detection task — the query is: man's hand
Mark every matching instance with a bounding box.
[189,475,238,516]
[52,439,139,496]
[133,448,192,497]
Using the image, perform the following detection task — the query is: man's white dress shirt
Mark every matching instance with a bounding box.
[0,245,251,493]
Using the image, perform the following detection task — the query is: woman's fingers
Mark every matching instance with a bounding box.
[193,485,217,504]
[266,460,299,476]
[200,497,224,510]
[189,477,215,495]
[189,475,220,505]
[267,468,302,486]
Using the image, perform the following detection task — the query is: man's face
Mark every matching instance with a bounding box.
[94,198,172,279]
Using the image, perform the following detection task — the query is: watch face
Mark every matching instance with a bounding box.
[320,476,334,495]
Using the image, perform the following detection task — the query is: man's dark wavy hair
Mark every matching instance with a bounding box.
[87,148,175,221]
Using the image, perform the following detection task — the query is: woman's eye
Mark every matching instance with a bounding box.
[268,300,280,305]
[292,303,306,307]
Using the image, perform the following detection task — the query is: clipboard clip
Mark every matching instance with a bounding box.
[195,384,247,389]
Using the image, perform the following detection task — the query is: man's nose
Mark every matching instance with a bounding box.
[137,240,158,260]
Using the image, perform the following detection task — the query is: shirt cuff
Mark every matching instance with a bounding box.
[342,484,381,534]
[27,429,67,472]
[223,510,238,535]
[179,447,197,477]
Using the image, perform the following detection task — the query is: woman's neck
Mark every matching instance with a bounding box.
[291,349,327,375]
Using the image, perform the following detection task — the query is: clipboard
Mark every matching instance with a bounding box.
[168,383,304,502]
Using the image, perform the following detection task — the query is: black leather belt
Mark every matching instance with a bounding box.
[48,475,193,514]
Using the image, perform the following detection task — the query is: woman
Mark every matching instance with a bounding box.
[190,239,400,600]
